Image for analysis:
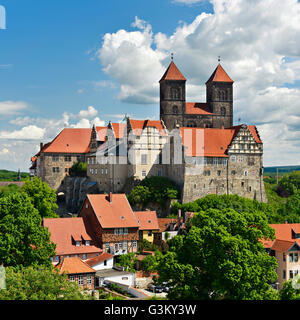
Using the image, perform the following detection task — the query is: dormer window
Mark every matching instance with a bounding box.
[76,241,81,247]
[85,240,90,246]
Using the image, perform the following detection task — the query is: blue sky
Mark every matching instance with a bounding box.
[1,0,300,171]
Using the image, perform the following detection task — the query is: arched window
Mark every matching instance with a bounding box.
[221,107,226,116]
[173,105,179,114]
[171,88,180,100]
[187,121,197,128]
[219,90,226,101]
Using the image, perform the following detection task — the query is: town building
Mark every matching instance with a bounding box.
[55,257,96,290]
[262,223,300,289]
[43,217,102,264]
[79,193,140,255]
[134,211,160,243]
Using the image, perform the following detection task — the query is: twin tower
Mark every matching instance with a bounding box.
[159,61,234,131]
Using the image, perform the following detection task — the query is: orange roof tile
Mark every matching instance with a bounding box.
[206,64,234,83]
[43,218,101,256]
[134,211,160,231]
[129,119,167,136]
[157,218,179,233]
[42,128,92,154]
[185,103,212,115]
[85,253,114,267]
[111,123,127,139]
[160,61,186,82]
[270,239,296,252]
[56,257,96,275]
[96,126,108,142]
[86,194,140,229]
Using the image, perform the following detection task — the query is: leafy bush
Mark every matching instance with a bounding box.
[69,162,87,177]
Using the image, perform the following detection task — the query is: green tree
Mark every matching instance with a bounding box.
[0,184,21,197]
[0,266,93,300]
[69,162,87,177]
[277,192,300,223]
[0,193,56,268]
[141,252,162,272]
[277,171,300,197]
[115,253,137,272]
[279,280,300,300]
[21,177,59,218]
[156,208,278,300]
[127,186,151,207]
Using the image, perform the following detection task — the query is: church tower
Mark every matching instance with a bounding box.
[206,64,234,128]
[159,61,186,131]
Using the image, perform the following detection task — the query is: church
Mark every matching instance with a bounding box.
[30,60,267,206]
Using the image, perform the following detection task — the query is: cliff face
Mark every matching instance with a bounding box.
[56,176,99,216]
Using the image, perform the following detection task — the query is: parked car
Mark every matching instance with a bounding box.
[148,283,163,293]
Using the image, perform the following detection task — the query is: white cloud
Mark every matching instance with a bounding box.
[0,101,29,116]
[78,106,98,119]
[96,0,300,165]
[0,125,46,140]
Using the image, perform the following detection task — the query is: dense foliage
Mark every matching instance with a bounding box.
[277,171,300,197]
[127,176,179,207]
[0,266,93,300]
[69,162,87,177]
[0,192,56,268]
[115,253,137,272]
[156,208,278,300]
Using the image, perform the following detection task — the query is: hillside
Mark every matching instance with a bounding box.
[0,169,30,182]
[264,165,300,175]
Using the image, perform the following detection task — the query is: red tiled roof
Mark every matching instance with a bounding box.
[160,61,186,82]
[157,218,179,233]
[43,217,101,256]
[96,126,107,142]
[85,253,114,267]
[129,119,167,136]
[206,64,234,84]
[185,103,212,115]
[86,194,140,229]
[270,239,296,252]
[42,128,92,154]
[56,257,96,275]
[134,211,160,231]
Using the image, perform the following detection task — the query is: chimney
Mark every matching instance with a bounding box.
[108,192,113,203]
[40,142,44,151]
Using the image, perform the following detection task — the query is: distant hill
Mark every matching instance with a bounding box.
[0,169,29,182]
[264,165,300,175]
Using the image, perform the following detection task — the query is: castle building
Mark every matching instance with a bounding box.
[31,61,267,204]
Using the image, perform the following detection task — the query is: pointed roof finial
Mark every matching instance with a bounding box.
[218,56,221,63]
[171,52,174,61]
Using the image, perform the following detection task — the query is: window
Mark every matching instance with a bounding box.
[141,154,148,165]
[222,158,228,166]
[290,253,293,262]
[95,168,98,175]
[173,105,179,114]
[203,157,207,165]
[171,88,180,100]
[76,241,81,247]
[85,240,90,246]
[249,186,252,192]
[65,168,68,173]
[52,167,60,173]
[148,231,152,237]
[217,170,221,176]
[78,276,84,286]
[283,253,286,261]
[213,158,218,165]
[52,155,59,161]
[295,253,299,262]
[231,170,236,176]
[105,169,108,175]
[122,277,129,281]
[290,270,294,279]
[283,270,286,279]
[87,275,92,285]
[238,156,243,162]
[114,243,119,251]
[69,276,75,282]
[124,228,128,235]
[241,182,244,187]
[64,156,72,162]
[114,229,119,235]
[204,170,211,176]
[123,241,128,250]
[142,170,147,177]
[105,243,110,251]
[231,156,236,162]
[132,241,137,248]
[244,170,248,176]
[220,107,226,116]
[101,168,104,175]
[87,158,90,165]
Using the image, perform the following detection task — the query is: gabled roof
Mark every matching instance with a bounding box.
[129,119,167,136]
[43,217,101,256]
[134,211,160,231]
[185,103,212,115]
[157,218,179,233]
[85,253,114,267]
[270,239,299,252]
[159,61,186,82]
[42,128,92,154]
[206,64,234,84]
[86,194,140,229]
[56,257,96,275]
[96,126,107,142]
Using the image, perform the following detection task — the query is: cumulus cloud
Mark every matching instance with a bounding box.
[0,101,29,116]
[78,106,98,119]
[96,0,300,165]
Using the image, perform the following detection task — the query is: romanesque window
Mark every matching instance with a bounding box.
[221,107,226,116]
[171,88,180,100]
[218,90,227,101]
[173,105,179,114]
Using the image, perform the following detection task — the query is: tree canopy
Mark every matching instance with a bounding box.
[0,266,93,300]
[156,208,278,300]
[0,192,56,268]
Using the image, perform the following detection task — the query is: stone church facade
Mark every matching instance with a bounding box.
[31,61,267,204]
